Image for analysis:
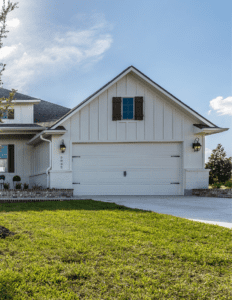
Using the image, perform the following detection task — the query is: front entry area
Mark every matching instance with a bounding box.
[72,143,183,196]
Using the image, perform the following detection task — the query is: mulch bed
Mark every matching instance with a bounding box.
[0,225,15,239]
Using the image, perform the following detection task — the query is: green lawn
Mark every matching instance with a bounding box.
[0,200,231,300]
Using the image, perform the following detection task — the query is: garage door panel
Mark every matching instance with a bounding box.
[72,143,183,195]
[73,169,181,183]
[76,184,181,196]
[75,157,180,169]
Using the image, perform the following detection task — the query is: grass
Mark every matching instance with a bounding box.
[0,200,231,300]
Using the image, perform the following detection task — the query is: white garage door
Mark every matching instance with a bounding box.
[72,143,183,196]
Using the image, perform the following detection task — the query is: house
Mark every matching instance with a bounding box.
[0,66,229,195]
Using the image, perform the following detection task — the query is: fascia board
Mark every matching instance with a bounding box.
[50,67,134,129]
[1,100,41,104]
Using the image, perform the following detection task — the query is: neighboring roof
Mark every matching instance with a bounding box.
[0,88,71,126]
[34,100,71,124]
[0,87,38,100]
[49,66,218,129]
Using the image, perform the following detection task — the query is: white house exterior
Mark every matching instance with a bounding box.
[0,66,229,195]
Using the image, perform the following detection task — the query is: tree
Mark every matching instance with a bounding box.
[205,144,232,184]
[0,0,19,122]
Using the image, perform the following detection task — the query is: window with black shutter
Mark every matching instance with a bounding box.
[112,96,144,120]
[8,109,14,119]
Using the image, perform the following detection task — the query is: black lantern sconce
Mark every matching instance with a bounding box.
[192,138,201,152]
[60,139,66,153]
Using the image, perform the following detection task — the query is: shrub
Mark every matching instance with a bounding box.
[23,183,29,189]
[224,181,232,188]
[3,183,9,189]
[15,183,22,189]
[32,184,42,190]
[13,175,21,182]
[211,182,222,189]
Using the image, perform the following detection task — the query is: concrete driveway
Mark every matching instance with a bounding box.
[75,195,232,229]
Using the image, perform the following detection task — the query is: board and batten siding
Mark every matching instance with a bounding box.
[54,72,204,171]
[68,73,188,142]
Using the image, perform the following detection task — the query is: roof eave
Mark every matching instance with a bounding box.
[194,127,229,136]
[27,129,66,145]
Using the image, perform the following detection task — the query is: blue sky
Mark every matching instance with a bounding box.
[1,0,231,161]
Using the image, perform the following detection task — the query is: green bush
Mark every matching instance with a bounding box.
[13,175,21,182]
[224,181,232,188]
[211,182,222,189]
[3,183,9,189]
[15,183,22,189]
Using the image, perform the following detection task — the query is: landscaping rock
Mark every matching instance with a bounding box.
[0,226,15,239]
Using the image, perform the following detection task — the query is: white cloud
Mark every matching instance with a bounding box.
[7,18,20,28]
[0,1,113,92]
[209,96,232,116]
[205,148,212,163]
[207,110,211,115]
[0,45,18,59]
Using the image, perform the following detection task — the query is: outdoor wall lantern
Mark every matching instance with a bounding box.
[60,140,66,153]
[192,138,201,152]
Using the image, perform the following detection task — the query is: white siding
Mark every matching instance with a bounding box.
[2,104,34,124]
[30,141,49,176]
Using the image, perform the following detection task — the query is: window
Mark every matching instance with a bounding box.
[122,98,134,120]
[0,145,8,172]
[112,97,143,121]
[1,109,14,119]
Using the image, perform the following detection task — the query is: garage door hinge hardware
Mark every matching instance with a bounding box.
[72,156,80,158]
[171,182,180,184]
[171,155,180,157]
[73,182,80,184]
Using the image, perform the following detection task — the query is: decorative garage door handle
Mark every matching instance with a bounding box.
[171,156,180,157]
[73,182,80,184]
[170,182,180,184]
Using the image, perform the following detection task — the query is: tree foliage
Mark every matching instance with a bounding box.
[0,0,19,121]
[205,144,232,184]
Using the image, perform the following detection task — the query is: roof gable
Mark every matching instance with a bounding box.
[50,66,217,129]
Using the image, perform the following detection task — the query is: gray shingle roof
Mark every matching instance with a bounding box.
[0,88,71,126]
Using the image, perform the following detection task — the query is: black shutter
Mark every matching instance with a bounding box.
[8,109,14,119]
[112,97,121,121]
[8,144,15,173]
[134,97,143,120]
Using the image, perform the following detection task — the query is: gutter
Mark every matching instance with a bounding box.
[40,135,52,189]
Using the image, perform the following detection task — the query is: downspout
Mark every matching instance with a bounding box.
[40,135,52,188]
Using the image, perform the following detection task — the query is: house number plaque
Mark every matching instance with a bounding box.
[60,156,63,169]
